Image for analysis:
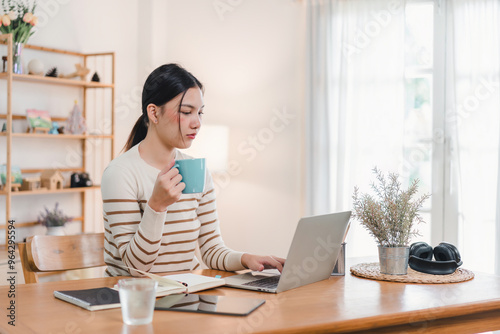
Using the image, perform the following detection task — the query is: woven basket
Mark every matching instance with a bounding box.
[350,262,474,284]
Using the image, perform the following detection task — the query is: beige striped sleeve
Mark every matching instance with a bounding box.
[197,174,245,272]
[101,165,166,276]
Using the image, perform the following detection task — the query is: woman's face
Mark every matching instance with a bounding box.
[155,87,204,150]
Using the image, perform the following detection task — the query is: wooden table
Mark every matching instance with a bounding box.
[2,264,500,334]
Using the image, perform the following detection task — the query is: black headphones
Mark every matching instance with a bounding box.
[408,241,463,275]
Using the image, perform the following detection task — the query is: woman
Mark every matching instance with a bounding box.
[101,64,285,277]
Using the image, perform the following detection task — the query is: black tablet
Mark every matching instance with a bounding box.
[154,294,265,316]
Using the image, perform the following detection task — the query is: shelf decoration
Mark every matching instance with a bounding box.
[0,0,38,74]
[91,72,100,82]
[59,63,90,81]
[45,66,57,77]
[0,164,22,190]
[49,121,59,135]
[67,101,86,134]
[26,109,51,133]
[70,172,93,188]
[40,169,64,190]
[20,176,43,191]
[27,58,43,75]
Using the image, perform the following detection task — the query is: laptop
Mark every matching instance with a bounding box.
[224,211,351,293]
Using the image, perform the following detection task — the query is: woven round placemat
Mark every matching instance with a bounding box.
[350,262,474,284]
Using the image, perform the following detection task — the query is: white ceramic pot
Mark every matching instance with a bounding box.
[46,226,66,236]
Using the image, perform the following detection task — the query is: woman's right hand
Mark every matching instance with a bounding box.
[148,160,185,212]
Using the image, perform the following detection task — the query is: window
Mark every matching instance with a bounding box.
[314,0,500,274]
[405,0,500,274]
[403,1,434,243]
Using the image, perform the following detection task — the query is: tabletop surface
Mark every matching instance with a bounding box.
[2,261,500,334]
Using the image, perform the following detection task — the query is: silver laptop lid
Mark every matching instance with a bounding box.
[276,211,351,293]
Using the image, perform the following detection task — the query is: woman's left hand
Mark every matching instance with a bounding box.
[241,254,286,273]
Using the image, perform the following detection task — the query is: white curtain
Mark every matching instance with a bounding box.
[498,144,500,275]
[306,0,500,268]
[305,0,406,256]
[305,0,336,215]
[447,0,500,274]
[498,143,500,275]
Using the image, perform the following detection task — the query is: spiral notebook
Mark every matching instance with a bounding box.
[55,274,225,311]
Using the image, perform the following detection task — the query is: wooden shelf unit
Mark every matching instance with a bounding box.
[0,34,115,244]
[0,132,114,139]
[0,185,101,197]
[0,72,115,88]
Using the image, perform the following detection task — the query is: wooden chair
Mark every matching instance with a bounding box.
[18,233,105,284]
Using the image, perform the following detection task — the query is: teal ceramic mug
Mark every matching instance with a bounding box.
[173,158,206,194]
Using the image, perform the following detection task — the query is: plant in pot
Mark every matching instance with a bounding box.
[38,202,72,236]
[351,168,430,275]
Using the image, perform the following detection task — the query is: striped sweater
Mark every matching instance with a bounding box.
[101,144,245,277]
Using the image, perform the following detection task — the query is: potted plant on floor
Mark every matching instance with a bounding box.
[38,202,72,236]
[351,167,430,275]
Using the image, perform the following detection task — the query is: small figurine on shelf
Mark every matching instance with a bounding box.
[28,59,44,76]
[91,72,100,82]
[45,67,58,77]
[49,122,59,135]
[49,121,59,135]
[40,169,64,190]
[70,172,93,187]
[66,101,87,135]
[2,122,13,133]
[59,63,90,81]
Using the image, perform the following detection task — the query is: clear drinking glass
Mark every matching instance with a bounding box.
[118,279,158,325]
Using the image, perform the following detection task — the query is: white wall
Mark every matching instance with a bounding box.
[32,0,141,151]
[3,0,306,259]
[159,0,306,257]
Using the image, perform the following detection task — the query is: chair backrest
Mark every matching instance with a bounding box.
[18,233,105,284]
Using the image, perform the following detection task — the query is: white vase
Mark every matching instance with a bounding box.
[12,42,24,74]
[46,226,66,236]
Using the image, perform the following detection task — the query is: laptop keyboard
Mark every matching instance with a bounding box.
[242,275,280,289]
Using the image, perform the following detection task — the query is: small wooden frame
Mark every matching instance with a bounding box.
[20,177,41,191]
[26,126,50,134]
[26,109,52,133]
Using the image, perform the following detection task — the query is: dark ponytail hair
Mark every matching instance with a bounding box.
[123,64,203,151]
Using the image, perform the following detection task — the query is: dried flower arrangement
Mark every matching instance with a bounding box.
[37,202,72,227]
[351,167,430,247]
